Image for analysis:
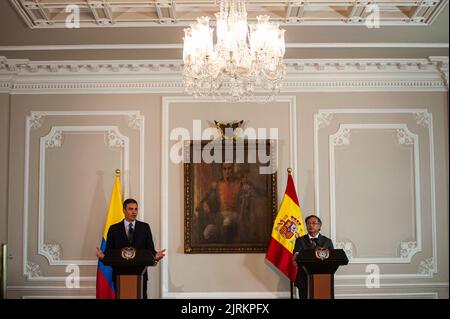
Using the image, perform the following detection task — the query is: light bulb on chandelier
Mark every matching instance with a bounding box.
[182,0,286,102]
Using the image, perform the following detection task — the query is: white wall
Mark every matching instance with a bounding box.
[0,58,448,299]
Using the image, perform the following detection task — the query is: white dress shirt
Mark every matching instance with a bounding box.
[308,233,320,240]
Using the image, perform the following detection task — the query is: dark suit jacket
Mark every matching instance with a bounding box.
[105,219,156,254]
[104,219,156,298]
[293,233,334,288]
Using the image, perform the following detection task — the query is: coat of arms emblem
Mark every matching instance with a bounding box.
[121,247,136,260]
[315,247,330,260]
[279,216,301,239]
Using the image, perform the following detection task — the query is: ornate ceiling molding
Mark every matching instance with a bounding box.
[10,0,449,27]
[0,56,447,93]
[0,43,448,53]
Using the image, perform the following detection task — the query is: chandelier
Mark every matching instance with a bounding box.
[182,0,286,101]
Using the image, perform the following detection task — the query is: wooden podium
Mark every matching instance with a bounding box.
[102,248,155,299]
[295,249,348,299]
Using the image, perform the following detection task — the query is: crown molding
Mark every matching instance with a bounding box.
[429,56,450,87]
[0,56,447,94]
[0,43,448,52]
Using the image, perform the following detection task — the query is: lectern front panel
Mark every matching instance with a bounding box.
[307,274,333,299]
[117,275,143,299]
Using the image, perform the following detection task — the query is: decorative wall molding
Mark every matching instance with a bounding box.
[23,111,144,281]
[329,123,422,264]
[429,56,449,88]
[29,113,44,129]
[400,241,418,259]
[127,114,142,130]
[38,126,129,266]
[418,257,436,275]
[331,127,351,146]
[11,285,448,299]
[0,43,448,52]
[41,244,62,262]
[0,57,447,94]
[334,240,421,261]
[44,129,63,148]
[316,112,334,129]
[1,57,446,74]
[163,292,292,299]
[161,96,297,298]
[335,241,354,260]
[105,129,128,149]
[314,108,437,279]
[396,128,416,145]
[26,262,42,279]
[8,285,97,290]
[414,111,431,128]
[335,292,439,299]
[9,281,448,291]
[335,282,449,288]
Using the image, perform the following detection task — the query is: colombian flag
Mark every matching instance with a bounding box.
[265,169,306,282]
[96,171,124,299]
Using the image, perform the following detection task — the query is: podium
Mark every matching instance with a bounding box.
[295,249,348,299]
[102,248,155,299]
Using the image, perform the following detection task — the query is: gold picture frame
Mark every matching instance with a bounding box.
[184,139,278,253]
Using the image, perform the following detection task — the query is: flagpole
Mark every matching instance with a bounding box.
[287,167,294,300]
[290,281,294,299]
[116,169,121,201]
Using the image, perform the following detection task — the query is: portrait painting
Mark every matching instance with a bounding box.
[184,139,277,253]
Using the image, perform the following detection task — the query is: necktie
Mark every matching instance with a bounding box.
[128,223,134,245]
[311,238,318,248]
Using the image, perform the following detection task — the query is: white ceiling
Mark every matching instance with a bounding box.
[9,0,449,27]
[1,0,448,60]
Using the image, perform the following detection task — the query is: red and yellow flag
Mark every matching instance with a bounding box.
[265,169,305,281]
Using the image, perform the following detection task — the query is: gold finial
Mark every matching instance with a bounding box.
[115,169,120,176]
[287,168,292,175]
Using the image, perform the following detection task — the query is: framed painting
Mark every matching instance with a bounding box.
[184,139,278,253]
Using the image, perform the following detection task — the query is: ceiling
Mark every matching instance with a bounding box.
[0,0,448,60]
[10,0,449,27]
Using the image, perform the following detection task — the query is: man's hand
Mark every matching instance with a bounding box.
[96,247,105,260]
[154,249,166,261]
[293,252,299,266]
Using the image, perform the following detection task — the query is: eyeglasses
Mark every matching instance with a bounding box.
[306,222,320,226]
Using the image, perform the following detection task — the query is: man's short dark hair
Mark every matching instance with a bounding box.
[123,198,138,210]
[305,215,322,225]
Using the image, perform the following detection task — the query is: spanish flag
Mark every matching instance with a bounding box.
[266,168,306,282]
[96,170,124,299]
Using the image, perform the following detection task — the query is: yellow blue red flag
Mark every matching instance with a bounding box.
[96,170,124,299]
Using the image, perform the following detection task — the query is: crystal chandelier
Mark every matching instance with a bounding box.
[182,0,286,101]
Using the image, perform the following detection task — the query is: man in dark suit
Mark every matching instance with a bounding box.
[293,215,334,299]
[96,198,166,299]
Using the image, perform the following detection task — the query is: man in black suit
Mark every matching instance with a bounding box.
[96,198,166,299]
[293,215,334,299]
